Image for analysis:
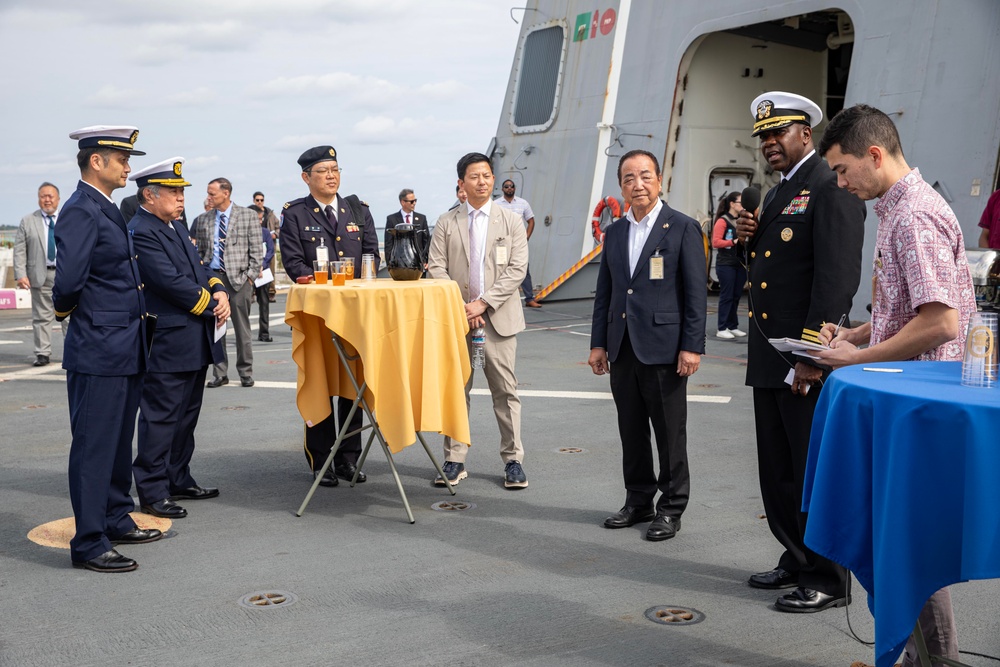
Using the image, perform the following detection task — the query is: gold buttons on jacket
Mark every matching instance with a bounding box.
[310,237,315,242]
[338,251,344,257]
[760,282,767,289]
[765,250,771,257]
[748,311,753,318]
[336,236,341,242]
[762,313,768,320]
[751,251,756,258]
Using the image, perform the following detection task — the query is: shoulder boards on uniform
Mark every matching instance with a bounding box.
[359,200,370,207]
[283,202,291,209]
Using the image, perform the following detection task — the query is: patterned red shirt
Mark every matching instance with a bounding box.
[871,169,976,361]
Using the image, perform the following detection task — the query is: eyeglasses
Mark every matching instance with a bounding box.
[309,167,341,176]
[502,185,514,189]
[253,198,264,203]
[402,199,417,204]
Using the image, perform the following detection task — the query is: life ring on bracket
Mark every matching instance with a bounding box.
[591,196,628,243]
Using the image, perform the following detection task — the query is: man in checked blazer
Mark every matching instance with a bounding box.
[427,152,530,489]
[14,182,69,366]
[192,177,262,388]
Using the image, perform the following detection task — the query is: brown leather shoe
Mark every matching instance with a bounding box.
[525,300,542,308]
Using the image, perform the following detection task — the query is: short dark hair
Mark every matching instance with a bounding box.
[253,191,264,199]
[819,104,904,159]
[617,149,661,184]
[76,147,116,172]
[398,188,414,200]
[209,177,233,194]
[38,182,59,195]
[502,179,515,188]
[457,152,493,180]
[455,185,461,193]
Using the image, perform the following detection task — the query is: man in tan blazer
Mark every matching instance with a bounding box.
[14,182,69,366]
[427,152,530,489]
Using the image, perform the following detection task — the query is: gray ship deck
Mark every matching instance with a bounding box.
[1,296,996,666]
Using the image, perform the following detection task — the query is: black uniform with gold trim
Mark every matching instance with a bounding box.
[744,150,866,599]
[279,191,380,479]
[128,205,225,506]
[279,193,379,281]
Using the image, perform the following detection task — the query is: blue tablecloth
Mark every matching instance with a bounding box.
[803,361,1000,667]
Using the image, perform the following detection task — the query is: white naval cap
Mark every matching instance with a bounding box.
[69,125,145,155]
[129,157,191,188]
[750,92,823,137]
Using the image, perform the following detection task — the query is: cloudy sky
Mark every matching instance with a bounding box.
[0,0,522,228]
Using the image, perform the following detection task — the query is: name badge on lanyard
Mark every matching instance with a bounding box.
[649,250,664,280]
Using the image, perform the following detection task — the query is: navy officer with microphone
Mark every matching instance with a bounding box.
[54,125,159,573]
[735,92,866,612]
[127,158,229,520]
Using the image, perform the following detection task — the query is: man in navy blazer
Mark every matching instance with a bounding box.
[127,158,230,520]
[589,149,707,542]
[54,125,162,573]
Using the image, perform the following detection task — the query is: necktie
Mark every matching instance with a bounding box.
[469,210,483,297]
[46,216,56,262]
[405,213,411,225]
[763,179,790,212]
[218,212,228,271]
[325,204,336,226]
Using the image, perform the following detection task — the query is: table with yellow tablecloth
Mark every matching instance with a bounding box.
[285,278,471,456]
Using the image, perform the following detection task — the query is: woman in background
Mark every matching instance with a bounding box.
[712,191,746,339]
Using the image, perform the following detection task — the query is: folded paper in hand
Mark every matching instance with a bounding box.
[768,337,829,360]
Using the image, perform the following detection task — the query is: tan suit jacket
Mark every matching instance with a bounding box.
[427,202,527,336]
[428,201,528,462]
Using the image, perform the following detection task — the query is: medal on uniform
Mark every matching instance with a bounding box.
[781,227,793,241]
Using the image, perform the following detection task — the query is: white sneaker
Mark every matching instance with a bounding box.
[729,328,747,337]
[716,330,735,339]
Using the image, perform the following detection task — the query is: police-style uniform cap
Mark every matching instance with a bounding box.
[750,92,823,137]
[68,125,146,155]
[298,145,337,171]
[128,157,191,188]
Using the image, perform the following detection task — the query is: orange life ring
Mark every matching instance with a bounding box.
[592,196,625,243]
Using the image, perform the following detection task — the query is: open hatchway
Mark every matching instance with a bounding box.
[663,9,857,285]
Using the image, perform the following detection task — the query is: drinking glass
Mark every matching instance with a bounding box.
[312,259,329,285]
[331,260,346,286]
[342,256,355,281]
[961,311,998,388]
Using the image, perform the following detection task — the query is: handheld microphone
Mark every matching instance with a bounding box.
[741,185,762,216]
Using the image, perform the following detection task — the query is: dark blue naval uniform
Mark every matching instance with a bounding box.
[128,207,225,506]
[53,181,148,564]
[279,193,379,472]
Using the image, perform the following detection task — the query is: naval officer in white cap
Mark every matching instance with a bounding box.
[127,158,229,522]
[54,125,163,573]
[735,93,867,612]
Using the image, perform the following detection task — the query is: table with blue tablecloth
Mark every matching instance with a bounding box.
[803,361,1000,667]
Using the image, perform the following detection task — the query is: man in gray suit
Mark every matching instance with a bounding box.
[428,152,530,489]
[191,177,262,388]
[14,182,69,366]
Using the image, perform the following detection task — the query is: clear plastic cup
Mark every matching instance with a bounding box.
[342,256,355,281]
[961,311,998,387]
[331,260,346,286]
[360,254,376,280]
[312,259,329,285]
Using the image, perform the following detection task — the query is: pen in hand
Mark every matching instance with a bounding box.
[832,314,847,343]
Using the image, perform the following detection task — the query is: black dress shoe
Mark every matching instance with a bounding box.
[141,498,188,518]
[646,515,681,541]
[207,376,229,388]
[170,485,219,500]
[748,567,799,590]
[314,469,338,487]
[240,376,254,387]
[72,549,137,573]
[334,463,366,483]
[112,528,163,545]
[33,355,50,366]
[774,587,850,613]
[603,505,656,529]
[258,334,273,342]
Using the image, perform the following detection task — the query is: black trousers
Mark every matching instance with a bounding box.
[134,367,208,505]
[753,386,848,596]
[609,333,690,517]
[303,396,363,471]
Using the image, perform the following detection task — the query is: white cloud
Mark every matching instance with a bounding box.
[352,116,423,144]
[272,134,337,150]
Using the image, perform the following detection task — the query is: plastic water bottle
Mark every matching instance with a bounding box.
[471,327,486,369]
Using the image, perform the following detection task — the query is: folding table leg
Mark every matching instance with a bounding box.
[910,620,971,667]
[416,432,455,496]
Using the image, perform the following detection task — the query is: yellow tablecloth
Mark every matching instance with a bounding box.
[285,279,471,453]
